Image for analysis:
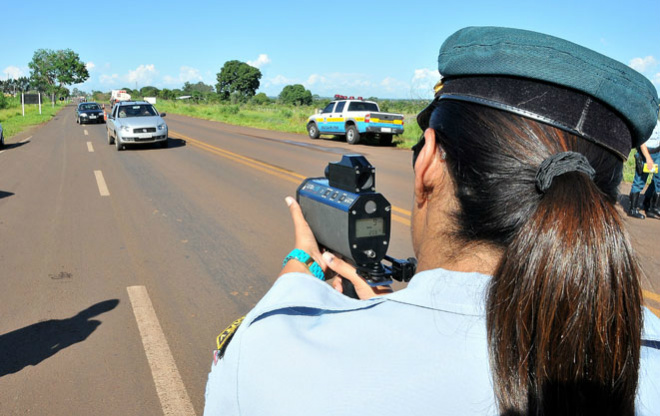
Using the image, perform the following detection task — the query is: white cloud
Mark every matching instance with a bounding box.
[306,74,327,86]
[163,66,204,86]
[3,66,24,80]
[653,72,660,86]
[410,68,440,99]
[380,77,408,93]
[629,56,657,73]
[85,62,96,71]
[267,74,296,86]
[247,54,271,69]
[99,73,120,84]
[127,64,158,85]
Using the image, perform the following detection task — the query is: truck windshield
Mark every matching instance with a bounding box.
[119,105,158,118]
[348,102,379,112]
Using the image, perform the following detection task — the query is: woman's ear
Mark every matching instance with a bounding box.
[414,128,446,204]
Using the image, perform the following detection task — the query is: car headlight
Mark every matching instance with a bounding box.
[120,125,131,132]
[157,123,166,131]
[81,113,88,117]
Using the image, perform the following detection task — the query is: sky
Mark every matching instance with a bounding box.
[2,0,659,100]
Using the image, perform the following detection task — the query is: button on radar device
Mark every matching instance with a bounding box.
[297,155,416,287]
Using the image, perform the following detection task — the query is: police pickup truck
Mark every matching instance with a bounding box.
[307,96,404,145]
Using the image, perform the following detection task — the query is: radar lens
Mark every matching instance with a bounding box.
[365,200,377,214]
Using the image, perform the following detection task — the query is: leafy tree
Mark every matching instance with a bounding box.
[279,84,312,106]
[28,49,89,94]
[140,85,160,97]
[158,88,174,100]
[183,81,214,94]
[215,60,262,100]
[72,87,90,98]
[16,77,32,92]
[92,90,109,102]
[252,92,271,105]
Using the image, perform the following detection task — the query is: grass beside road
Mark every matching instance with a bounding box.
[0,97,66,139]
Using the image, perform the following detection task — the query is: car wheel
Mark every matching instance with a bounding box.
[76,116,79,124]
[107,129,114,145]
[346,125,360,145]
[0,133,4,149]
[115,137,123,151]
[307,122,320,139]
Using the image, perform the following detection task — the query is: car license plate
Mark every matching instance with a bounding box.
[381,127,392,133]
[90,115,97,119]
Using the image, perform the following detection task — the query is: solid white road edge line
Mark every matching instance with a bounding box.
[127,286,196,416]
[84,129,89,136]
[19,136,32,144]
[87,141,94,152]
[94,170,110,196]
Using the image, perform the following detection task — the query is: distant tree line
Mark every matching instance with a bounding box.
[10,51,424,113]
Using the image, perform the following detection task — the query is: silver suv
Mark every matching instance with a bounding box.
[106,101,168,151]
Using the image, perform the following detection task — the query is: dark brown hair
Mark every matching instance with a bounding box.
[429,100,643,415]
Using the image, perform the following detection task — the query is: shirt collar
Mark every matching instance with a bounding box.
[386,268,491,316]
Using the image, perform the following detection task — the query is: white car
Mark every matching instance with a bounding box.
[106,101,168,151]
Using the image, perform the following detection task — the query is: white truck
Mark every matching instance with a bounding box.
[306,96,404,145]
[110,89,131,104]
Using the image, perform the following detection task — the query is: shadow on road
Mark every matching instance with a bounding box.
[123,137,187,151]
[320,135,396,147]
[0,190,14,200]
[2,140,30,151]
[0,299,120,377]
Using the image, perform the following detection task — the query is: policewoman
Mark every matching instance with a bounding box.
[629,119,660,219]
[204,27,660,415]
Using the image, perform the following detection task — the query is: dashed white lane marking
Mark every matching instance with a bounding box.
[84,129,89,136]
[127,286,196,416]
[19,136,32,144]
[87,141,94,152]
[94,170,110,196]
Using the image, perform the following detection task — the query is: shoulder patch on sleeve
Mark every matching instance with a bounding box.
[215,316,245,361]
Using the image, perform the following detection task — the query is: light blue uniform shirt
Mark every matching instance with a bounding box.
[204,269,660,415]
[644,120,660,149]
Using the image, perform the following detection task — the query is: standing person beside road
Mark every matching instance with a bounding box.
[629,118,660,219]
[204,27,660,416]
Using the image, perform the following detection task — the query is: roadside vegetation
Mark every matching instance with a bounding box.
[0,95,65,139]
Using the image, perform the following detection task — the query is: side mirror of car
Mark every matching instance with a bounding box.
[160,113,166,117]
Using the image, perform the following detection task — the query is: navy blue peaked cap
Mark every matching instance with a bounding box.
[417,26,659,159]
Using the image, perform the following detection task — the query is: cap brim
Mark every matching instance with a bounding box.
[416,98,437,132]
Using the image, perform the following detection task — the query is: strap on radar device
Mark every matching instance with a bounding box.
[296,155,417,287]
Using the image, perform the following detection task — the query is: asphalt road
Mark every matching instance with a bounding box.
[0,105,658,415]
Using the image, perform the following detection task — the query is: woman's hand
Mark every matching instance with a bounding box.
[323,252,393,300]
[279,197,326,277]
[646,158,655,171]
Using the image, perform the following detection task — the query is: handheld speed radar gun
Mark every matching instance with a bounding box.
[296,155,416,286]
